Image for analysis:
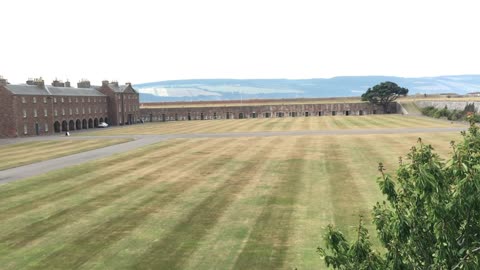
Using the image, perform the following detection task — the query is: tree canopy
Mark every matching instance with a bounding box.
[318,116,480,269]
[361,82,408,113]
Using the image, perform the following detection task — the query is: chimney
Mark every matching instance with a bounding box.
[52,79,65,87]
[65,81,71,87]
[102,80,109,87]
[0,76,7,86]
[26,78,35,85]
[34,78,45,88]
[111,81,119,87]
[77,80,91,88]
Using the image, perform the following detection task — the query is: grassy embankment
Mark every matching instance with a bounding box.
[0,139,131,170]
[0,129,461,269]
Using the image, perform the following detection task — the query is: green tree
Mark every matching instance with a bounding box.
[318,116,480,269]
[361,82,408,113]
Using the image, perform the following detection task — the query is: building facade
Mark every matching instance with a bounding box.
[140,102,395,122]
[0,77,139,137]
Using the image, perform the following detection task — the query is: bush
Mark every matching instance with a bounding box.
[318,117,480,269]
[421,103,478,122]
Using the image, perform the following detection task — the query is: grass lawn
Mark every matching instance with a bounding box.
[0,131,461,269]
[0,139,131,170]
[79,115,463,136]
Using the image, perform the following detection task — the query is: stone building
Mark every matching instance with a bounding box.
[140,102,395,122]
[0,77,139,137]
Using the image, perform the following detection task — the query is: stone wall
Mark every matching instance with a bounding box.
[140,102,397,122]
[415,101,480,112]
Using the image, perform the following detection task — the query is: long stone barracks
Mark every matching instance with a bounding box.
[140,102,396,122]
[0,77,140,137]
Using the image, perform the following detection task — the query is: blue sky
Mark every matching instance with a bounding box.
[1,0,479,85]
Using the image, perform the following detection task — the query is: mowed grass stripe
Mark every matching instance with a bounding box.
[232,137,308,269]
[179,137,295,269]
[0,140,244,269]
[77,138,279,269]
[0,139,219,246]
[0,139,128,164]
[131,137,284,270]
[323,137,369,232]
[0,139,190,208]
[80,115,460,136]
[21,138,258,270]
[0,139,130,170]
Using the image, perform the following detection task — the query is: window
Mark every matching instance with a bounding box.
[118,105,122,112]
[94,108,97,113]
[43,97,47,103]
[69,108,72,115]
[76,108,79,115]
[62,108,65,116]
[54,97,57,103]
[21,97,26,103]
[94,98,96,103]
[75,97,78,103]
[88,97,90,102]
[44,109,48,117]
[23,109,27,118]
[54,109,58,116]
[34,109,37,117]
[45,123,49,132]
[82,98,84,103]
[61,97,64,103]
[88,107,91,113]
[23,124,28,134]
[33,97,37,103]
[68,97,72,103]
[82,107,85,114]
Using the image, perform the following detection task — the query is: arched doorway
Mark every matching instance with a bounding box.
[76,119,81,130]
[99,117,104,123]
[62,120,68,132]
[94,118,99,127]
[69,120,75,130]
[239,113,244,119]
[104,117,109,124]
[88,118,93,128]
[82,119,87,129]
[54,121,61,133]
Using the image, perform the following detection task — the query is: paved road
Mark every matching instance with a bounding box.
[0,136,167,185]
[0,126,467,185]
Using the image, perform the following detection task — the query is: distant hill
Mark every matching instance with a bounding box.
[134,75,480,102]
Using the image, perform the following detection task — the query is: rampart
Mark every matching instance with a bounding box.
[140,102,396,122]
[416,100,480,112]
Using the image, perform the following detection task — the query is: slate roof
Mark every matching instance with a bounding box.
[3,85,51,95]
[3,84,106,96]
[108,83,137,93]
[48,86,105,96]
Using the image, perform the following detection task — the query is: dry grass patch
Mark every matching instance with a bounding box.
[0,139,132,170]
[0,132,462,269]
[80,115,463,136]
